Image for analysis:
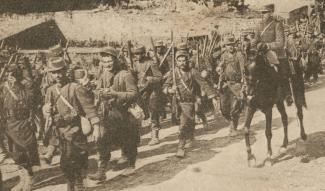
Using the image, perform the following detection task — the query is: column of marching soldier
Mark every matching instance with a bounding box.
[0,4,324,191]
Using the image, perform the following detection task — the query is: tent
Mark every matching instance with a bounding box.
[0,19,67,50]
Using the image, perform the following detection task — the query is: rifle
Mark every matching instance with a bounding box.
[196,43,200,71]
[64,40,72,64]
[159,41,174,68]
[0,54,16,82]
[171,30,179,117]
[127,40,134,70]
[150,37,160,64]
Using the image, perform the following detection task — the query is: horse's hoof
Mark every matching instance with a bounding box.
[279,146,287,154]
[247,155,256,167]
[264,158,273,167]
[301,133,307,141]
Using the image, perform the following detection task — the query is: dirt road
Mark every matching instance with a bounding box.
[1,75,324,191]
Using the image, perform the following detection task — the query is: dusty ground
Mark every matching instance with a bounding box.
[1,1,325,190]
[2,75,325,191]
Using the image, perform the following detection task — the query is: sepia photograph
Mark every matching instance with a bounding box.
[0,0,324,190]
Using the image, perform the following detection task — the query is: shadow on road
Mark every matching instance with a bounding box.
[272,131,325,165]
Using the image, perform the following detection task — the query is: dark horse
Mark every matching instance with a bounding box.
[243,47,307,167]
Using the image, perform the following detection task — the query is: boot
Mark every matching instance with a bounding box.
[175,139,186,158]
[88,160,107,181]
[117,153,128,165]
[74,176,85,191]
[229,120,239,137]
[121,166,136,176]
[184,137,195,149]
[148,129,160,146]
[67,179,75,191]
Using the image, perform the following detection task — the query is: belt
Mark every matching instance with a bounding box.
[179,97,195,103]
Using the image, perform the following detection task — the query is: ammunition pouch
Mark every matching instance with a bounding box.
[53,113,79,127]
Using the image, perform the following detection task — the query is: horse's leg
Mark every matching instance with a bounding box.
[276,101,289,149]
[297,105,307,141]
[244,106,256,167]
[264,107,273,166]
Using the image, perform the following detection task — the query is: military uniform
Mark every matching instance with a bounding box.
[163,50,203,157]
[218,37,245,135]
[0,65,40,191]
[89,47,139,180]
[254,5,291,104]
[133,46,163,145]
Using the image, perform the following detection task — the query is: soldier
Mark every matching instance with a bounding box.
[163,49,203,158]
[43,58,100,190]
[0,64,40,191]
[89,46,139,180]
[254,3,293,105]
[133,45,163,146]
[155,40,169,120]
[41,44,70,164]
[217,36,245,136]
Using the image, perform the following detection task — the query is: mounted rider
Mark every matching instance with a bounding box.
[254,3,293,106]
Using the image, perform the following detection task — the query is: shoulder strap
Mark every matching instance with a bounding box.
[4,82,18,101]
[260,21,275,37]
[55,85,77,114]
[176,68,192,93]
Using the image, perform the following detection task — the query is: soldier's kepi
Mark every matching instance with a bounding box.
[43,58,100,191]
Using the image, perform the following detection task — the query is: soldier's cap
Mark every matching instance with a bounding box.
[133,46,146,54]
[223,36,236,45]
[74,68,87,80]
[47,57,66,72]
[176,50,189,59]
[100,46,117,58]
[155,40,164,47]
[48,44,64,57]
[259,4,275,13]
[289,26,298,34]
[177,42,189,51]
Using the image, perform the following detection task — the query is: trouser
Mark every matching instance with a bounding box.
[150,111,161,131]
[96,108,139,167]
[179,102,195,140]
[305,65,319,82]
[220,86,242,123]
[59,130,88,184]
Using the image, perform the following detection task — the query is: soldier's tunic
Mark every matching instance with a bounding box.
[163,68,202,140]
[0,81,39,168]
[48,82,99,181]
[219,51,245,121]
[99,70,139,166]
[255,16,290,101]
[134,59,162,129]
